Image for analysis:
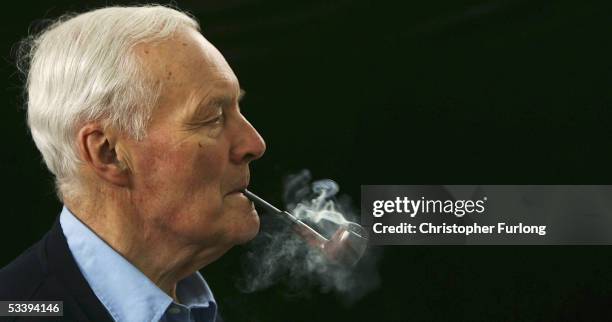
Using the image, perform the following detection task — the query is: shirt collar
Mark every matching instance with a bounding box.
[59,206,216,322]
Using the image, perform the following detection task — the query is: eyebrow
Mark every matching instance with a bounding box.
[192,88,246,118]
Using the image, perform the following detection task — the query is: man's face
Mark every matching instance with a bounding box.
[119,28,266,248]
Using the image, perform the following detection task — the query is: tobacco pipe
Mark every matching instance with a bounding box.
[243,189,368,266]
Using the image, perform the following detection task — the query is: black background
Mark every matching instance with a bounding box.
[1,0,611,321]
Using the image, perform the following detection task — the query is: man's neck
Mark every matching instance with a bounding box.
[64,197,211,302]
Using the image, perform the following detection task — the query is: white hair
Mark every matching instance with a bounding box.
[18,5,199,200]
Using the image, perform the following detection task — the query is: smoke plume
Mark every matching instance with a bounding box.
[238,170,380,303]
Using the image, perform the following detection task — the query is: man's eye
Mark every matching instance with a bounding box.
[186,114,223,130]
[213,113,225,124]
[194,111,224,125]
[209,113,225,125]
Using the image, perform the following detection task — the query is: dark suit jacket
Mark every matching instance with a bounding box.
[0,215,114,321]
[0,216,223,322]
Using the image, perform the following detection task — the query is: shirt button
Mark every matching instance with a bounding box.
[168,307,181,314]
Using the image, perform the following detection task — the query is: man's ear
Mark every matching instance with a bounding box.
[76,123,130,187]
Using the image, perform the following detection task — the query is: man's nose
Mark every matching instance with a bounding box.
[230,114,266,164]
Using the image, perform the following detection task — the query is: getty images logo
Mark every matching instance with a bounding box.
[371,196,488,218]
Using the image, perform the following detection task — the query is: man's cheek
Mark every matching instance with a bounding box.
[153,150,201,181]
[192,149,227,183]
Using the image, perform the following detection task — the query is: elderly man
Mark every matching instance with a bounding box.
[0,5,265,322]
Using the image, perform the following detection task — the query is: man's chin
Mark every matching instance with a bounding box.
[234,214,260,245]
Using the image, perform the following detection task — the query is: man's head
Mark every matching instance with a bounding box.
[21,6,266,251]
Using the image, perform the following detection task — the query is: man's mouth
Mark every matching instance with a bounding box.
[228,182,249,195]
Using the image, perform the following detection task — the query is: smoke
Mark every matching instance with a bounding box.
[238,170,380,304]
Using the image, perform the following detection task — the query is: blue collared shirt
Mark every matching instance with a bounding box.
[59,207,218,322]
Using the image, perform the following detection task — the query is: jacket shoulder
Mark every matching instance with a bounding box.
[0,218,114,322]
[0,238,48,300]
